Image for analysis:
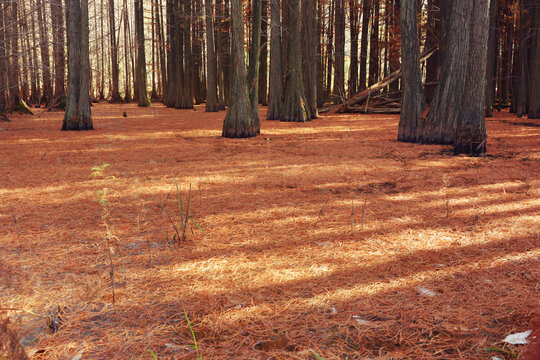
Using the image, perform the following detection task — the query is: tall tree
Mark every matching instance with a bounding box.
[123,0,132,102]
[179,0,194,109]
[528,2,540,118]
[359,0,370,91]
[281,0,310,121]
[36,0,52,105]
[135,0,150,106]
[333,0,345,102]
[369,0,380,86]
[267,0,283,119]
[205,0,219,111]
[349,0,360,97]
[514,0,528,117]
[108,0,122,102]
[248,0,262,126]
[485,0,497,117]
[301,0,317,117]
[258,0,268,105]
[50,0,66,105]
[63,0,92,130]
[398,0,423,142]
[222,0,258,137]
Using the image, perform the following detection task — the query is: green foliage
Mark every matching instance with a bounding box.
[90,163,110,178]
[148,350,158,359]
[184,309,202,360]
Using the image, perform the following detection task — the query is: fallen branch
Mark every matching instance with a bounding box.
[327,48,436,114]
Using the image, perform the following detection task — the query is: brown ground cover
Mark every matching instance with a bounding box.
[0,103,539,359]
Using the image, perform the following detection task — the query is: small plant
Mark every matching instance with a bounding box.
[162,179,205,243]
[148,350,158,359]
[310,349,325,360]
[91,163,118,303]
[184,309,202,360]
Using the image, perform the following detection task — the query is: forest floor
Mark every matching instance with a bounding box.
[0,103,539,360]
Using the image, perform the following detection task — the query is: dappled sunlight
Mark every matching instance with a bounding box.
[1,105,538,359]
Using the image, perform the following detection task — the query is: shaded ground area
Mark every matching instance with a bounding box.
[0,103,539,359]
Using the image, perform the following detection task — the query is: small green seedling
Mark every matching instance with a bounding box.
[184,310,202,360]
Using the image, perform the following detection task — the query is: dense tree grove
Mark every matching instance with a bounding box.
[0,0,536,146]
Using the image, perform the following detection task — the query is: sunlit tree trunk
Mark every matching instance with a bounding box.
[359,0,370,91]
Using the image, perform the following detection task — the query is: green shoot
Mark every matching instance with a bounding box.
[184,309,202,360]
[148,350,158,359]
[310,349,325,360]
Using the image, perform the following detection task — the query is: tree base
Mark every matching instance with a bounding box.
[12,100,34,115]
[454,141,486,156]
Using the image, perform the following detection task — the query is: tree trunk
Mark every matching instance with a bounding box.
[179,0,194,108]
[205,0,219,111]
[528,2,540,118]
[267,0,283,119]
[301,0,317,117]
[333,0,345,103]
[484,0,497,117]
[349,0,359,97]
[359,0,370,91]
[258,0,268,105]
[424,0,438,104]
[281,0,310,122]
[135,0,151,106]
[123,0,132,102]
[500,7,513,105]
[51,0,66,105]
[324,0,334,98]
[36,0,53,105]
[398,0,424,143]
[63,0,93,130]
[423,0,489,155]
[369,0,380,86]
[108,0,122,101]
[222,0,258,138]
[515,0,528,117]
[29,0,41,105]
[248,0,262,127]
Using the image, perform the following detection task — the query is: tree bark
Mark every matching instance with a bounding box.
[422,0,490,155]
[108,0,122,101]
[397,0,424,143]
[349,0,359,97]
[51,0,66,105]
[528,2,540,118]
[369,0,380,86]
[281,0,310,122]
[63,0,92,130]
[333,0,345,103]
[205,0,219,111]
[267,0,283,119]
[222,0,258,138]
[248,0,262,127]
[258,0,268,105]
[359,0,370,91]
[515,0,528,117]
[36,0,53,105]
[135,0,151,106]
[484,0,497,117]
[179,0,194,108]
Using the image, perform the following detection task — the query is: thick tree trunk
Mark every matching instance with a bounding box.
[222,0,258,138]
[424,0,439,104]
[29,0,41,105]
[258,0,268,105]
[398,0,423,143]
[205,0,219,111]
[267,0,283,120]
[316,0,323,107]
[359,0,370,91]
[423,0,489,155]
[301,0,317,117]
[248,0,262,127]
[157,0,167,100]
[109,0,122,102]
[135,0,150,106]
[281,0,310,122]
[324,1,334,99]
[500,8,513,105]
[63,0,92,130]
[150,0,158,100]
